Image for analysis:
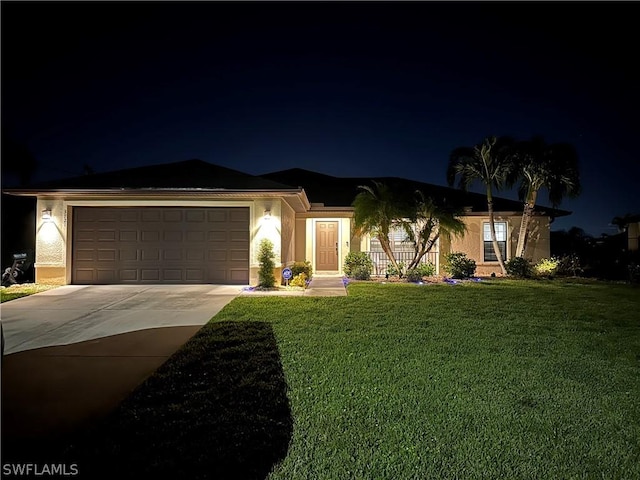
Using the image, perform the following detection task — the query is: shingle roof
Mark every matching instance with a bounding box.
[15,159,297,191]
[6,159,571,218]
[260,168,571,217]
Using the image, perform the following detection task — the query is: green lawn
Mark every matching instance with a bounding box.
[0,283,59,302]
[64,279,639,479]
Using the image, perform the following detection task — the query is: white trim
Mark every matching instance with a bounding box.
[481,219,509,264]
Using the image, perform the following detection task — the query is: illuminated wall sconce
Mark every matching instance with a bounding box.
[263,209,271,219]
[42,209,53,221]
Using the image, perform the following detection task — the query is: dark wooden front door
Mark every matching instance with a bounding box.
[316,221,338,271]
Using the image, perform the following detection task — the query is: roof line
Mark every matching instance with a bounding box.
[3,187,305,196]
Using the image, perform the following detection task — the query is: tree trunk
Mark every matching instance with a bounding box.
[378,234,402,277]
[408,233,439,270]
[487,190,507,275]
[515,190,538,258]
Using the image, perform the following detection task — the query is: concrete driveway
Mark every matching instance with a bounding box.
[0,284,242,355]
[2,285,242,443]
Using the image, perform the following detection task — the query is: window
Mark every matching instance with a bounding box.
[483,222,507,262]
[369,226,413,253]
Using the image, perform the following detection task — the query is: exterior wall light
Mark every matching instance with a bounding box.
[42,209,53,221]
[264,209,271,218]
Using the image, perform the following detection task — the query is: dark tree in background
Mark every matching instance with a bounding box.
[1,128,39,187]
[1,129,37,278]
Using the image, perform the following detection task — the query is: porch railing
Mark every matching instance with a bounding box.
[364,251,439,276]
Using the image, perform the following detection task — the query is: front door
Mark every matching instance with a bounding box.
[316,221,338,271]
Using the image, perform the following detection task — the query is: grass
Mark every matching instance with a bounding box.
[16,279,640,479]
[0,283,59,302]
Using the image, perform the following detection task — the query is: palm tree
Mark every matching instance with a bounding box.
[352,180,406,276]
[400,190,466,270]
[447,136,515,275]
[510,136,581,258]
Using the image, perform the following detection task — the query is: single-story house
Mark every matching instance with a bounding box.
[4,159,569,285]
[625,215,640,252]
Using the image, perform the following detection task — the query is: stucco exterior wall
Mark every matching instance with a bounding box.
[251,199,280,266]
[280,199,296,267]
[629,222,639,251]
[35,198,67,284]
[517,216,551,264]
[301,211,352,274]
[340,217,351,272]
[33,197,282,286]
[295,218,307,262]
[447,214,551,276]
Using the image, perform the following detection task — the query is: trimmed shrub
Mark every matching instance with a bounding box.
[385,261,406,278]
[414,261,436,277]
[405,262,436,283]
[443,252,476,279]
[257,238,276,288]
[405,269,423,283]
[289,273,308,288]
[505,257,534,278]
[351,265,371,280]
[344,252,373,279]
[534,257,560,277]
[291,261,313,279]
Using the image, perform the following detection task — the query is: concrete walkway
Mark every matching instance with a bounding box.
[239,275,347,297]
[304,275,348,296]
[1,284,242,354]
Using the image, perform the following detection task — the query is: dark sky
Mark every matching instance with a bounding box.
[2,1,638,236]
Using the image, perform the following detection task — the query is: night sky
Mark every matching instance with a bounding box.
[2,1,638,236]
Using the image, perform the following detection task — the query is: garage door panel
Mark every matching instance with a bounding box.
[164,230,182,242]
[75,249,95,261]
[119,249,138,261]
[209,250,227,261]
[97,250,116,261]
[119,210,139,222]
[186,231,206,242]
[141,248,160,261]
[96,270,117,283]
[163,269,182,281]
[73,207,249,284]
[230,230,249,242]
[163,210,182,222]
[230,269,249,282]
[119,270,138,281]
[230,209,250,222]
[141,210,162,222]
[186,249,205,261]
[186,269,205,281]
[208,210,228,222]
[208,231,228,241]
[208,268,228,283]
[164,249,183,261]
[230,249,249,261]
[75,230,96,241]
[119,231,138,242]
[186,210,206,222]
[74,269,94,283]
[141,270,160,281]
[98,230,116,241]
[141,231,160,242]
